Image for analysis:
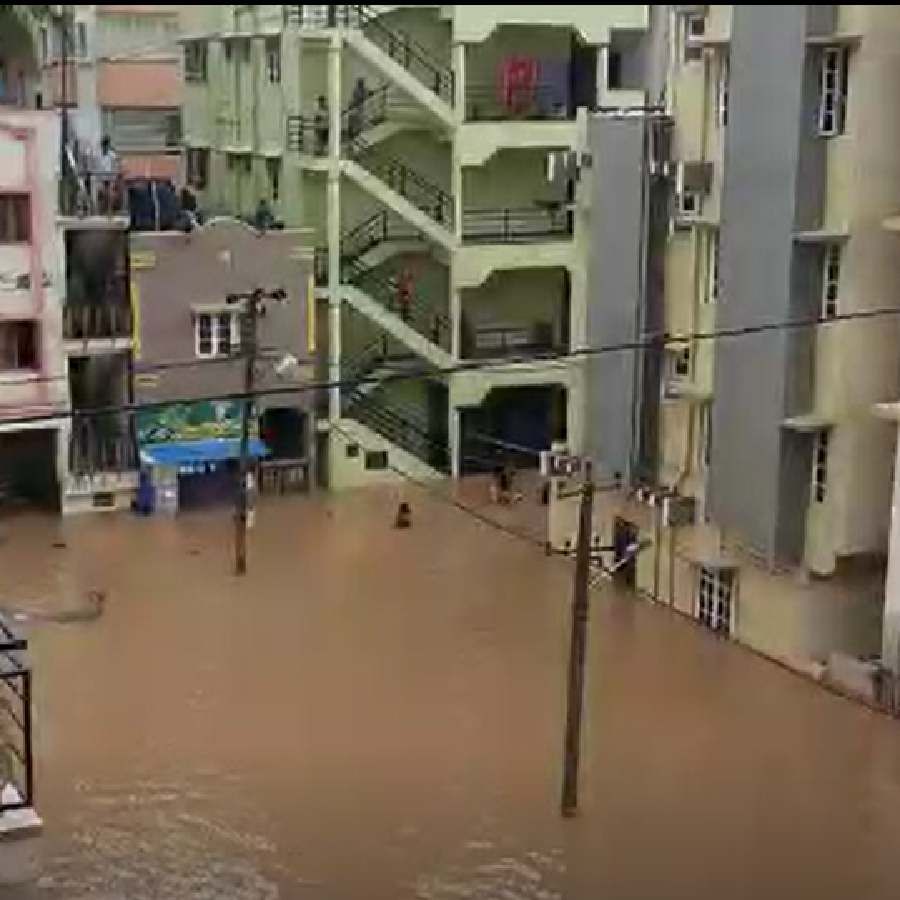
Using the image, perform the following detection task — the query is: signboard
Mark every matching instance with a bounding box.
[136,400,257,445]
[130,251,157,270]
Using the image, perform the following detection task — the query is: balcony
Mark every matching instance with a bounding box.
[63,304,132,350]
[462,207,572,244]
[69,425,137,476]
[463,322,561,360]
[465,83,573,122]
[59,170,129,222]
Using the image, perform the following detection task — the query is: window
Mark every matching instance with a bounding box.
[0,322,38,370]
[185,41,208,82]
[821,244,840,320]
[717,55,729,128]
[673,347,691,378]
[240,154,252,174]
[195,311,240,359]
[813,430,830,503]
[365,450,388,470]
[240,39,251,62]
[0,195,30,243]
[41,27,49,64]
[265,37,281,84]
[187,148,209,189]
[74,21,88,59]
[707,230,720,303]
[266,158,280,202]
[818,46,849,137]
[678,190,702,219]
[697,566,734,633]
[683,14,705,63]
[225,41,233,62]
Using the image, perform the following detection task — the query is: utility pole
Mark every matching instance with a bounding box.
[235,291,260,577]
[230,285,287,576]
[561,459,594,818]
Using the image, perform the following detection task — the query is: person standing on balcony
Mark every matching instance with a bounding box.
[96,136,120,214]
[314,95,329,156]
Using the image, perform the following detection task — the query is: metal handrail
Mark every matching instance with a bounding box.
[69,427,137,475]
[350,140,453,229]
[462,206,572,244]
[346,391,450,472]
[63,304,132,341]
[343,258,451,349]
[341,210,422,264]
[465,83,572,122]
[283,5,453,104]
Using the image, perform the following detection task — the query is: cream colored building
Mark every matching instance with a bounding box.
[554,4,900,690]
[179,4,653,488]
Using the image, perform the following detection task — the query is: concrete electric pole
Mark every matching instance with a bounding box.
[561,460,594,817]
[229,287,286,576]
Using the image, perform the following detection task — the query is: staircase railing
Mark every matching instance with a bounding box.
[349,139,453,230]
[341,210,422,264]
[283,5,454,105]
[342,257,451,350]
[345,390,450,473]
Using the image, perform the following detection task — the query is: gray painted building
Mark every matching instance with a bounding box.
[710,5,834,564]
[130,220,316,461]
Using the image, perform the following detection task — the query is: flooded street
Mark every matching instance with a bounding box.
[1,485,900,899]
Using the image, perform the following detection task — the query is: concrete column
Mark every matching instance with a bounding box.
[882,430,900,673]
[449,406,462,479]
[327,35,342,423]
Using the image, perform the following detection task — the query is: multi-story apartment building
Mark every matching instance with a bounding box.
[40,5,182,180]
[566,5,900,685]
[0,7,145,514]
[180,4,650,488]
[0,101,69,508]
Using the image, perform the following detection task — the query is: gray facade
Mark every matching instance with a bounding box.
[130,220,315,443]
[586,114,667,482]
[710,5,830,563]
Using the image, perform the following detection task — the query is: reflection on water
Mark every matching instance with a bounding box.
[1,485,900,899]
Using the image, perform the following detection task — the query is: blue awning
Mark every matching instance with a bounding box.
[140,438,269,468]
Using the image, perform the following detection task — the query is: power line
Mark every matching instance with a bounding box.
[0,304,898,429]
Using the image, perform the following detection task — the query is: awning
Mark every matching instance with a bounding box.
[140,439,269,468]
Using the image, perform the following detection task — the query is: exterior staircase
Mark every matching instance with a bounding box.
[342,146,454,250]
[284,5,454,124]
[342,342,449,474]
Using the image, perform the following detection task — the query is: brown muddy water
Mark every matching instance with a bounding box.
[0,484,900,899]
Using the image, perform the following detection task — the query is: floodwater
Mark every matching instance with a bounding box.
[1,484,900,899]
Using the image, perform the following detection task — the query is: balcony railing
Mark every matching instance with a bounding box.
[60,170,128,219]
[69,427,137,475]
[63,304,132,342]
[0,617,33,814]
[464,322,560,360]
[465,83,572,122]
[462,207,572,244]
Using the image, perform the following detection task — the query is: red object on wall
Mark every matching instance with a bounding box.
[498,57,538,115]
